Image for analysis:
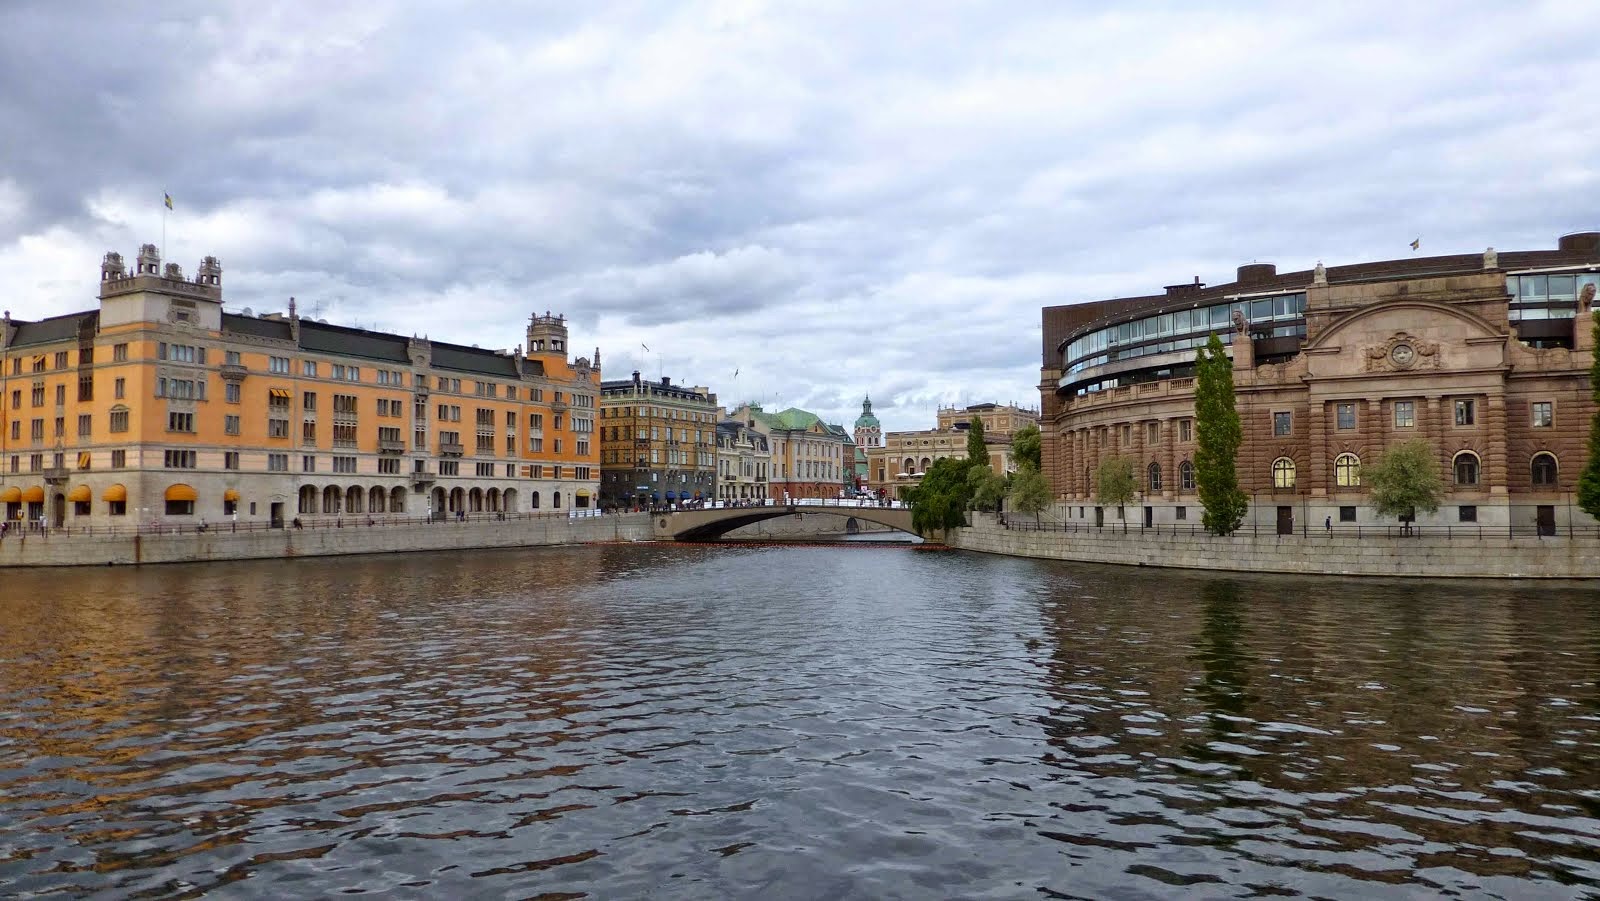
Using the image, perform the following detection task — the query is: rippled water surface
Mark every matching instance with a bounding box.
[2,545,1600,899]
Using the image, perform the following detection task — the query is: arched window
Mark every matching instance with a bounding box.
[530,491,541,509]
[1147,462,1162,492]
[1335,453,1361,488]
[903,457,915,474]
[1453,451,1480,486]
[1179,460,1195,492]
[1531,452,1558,486]
[1272,457,1296,489]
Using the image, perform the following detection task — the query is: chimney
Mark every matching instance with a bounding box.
[660,376,671,387]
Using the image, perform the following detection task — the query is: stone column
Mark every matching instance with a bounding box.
[1308,400,1328,496]
[1164,419,1177,501]
[1485,395,1508,497]
[1424,395,1444,472]
[1366,397,1385,455]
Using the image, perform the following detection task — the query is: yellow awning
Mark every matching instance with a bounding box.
[77,452,91,469]
[223,489,240,502]
[269,388,291,400]
[0,487,19,503]
[22,486,44,503]
[165,484,198,502]
[575,489,592,497]
[68,485,91,502]
[103,484,127,502]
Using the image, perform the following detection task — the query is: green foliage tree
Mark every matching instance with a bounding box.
[1194,334,1248,535]
[1095,456,1136,520]
[968,464,1007,512]
[1011,423,1042,472]
[905,456,976,535]
[966,415,988,464]
[1008,463,1051,524]
[1368,438,1443,528]
[1579,313,1600,518]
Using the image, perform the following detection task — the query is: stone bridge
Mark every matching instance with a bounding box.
[653,501,918,541]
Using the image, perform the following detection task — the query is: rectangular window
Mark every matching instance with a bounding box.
[1120,424,1131,446]
[55,384,65,405]
[304,392,317,411]
[54,351,68,369]
[78,375,93,402]
[1339,505,1357,523]
[302,420,317,442]
[113,343,129,362]
[378,458,400,475]
[1458,505,1477,523]
[269,356,290,374]
[77,414,91,437]
[302,360,318,377]
[163,449,197,469]
[268,418,289,438]
[1454,399,1475,426]
[224,451,240,470]
[224,382,238,403]
[1177,419,1192,442]
[1145,422,1159,444]
[111,449,126,468]
[226,350,242,366]
[302,455,317,472]
[1531,401,1553,427]
[268,453,289,472]
[30,418,44,441]
[1393,401,1415,428]
[574,466,591,480]
[529,437,543,452]
[1175,506,1186,521]
[333,456,357,474]
[1336,402,1355,430]
[1273,412,1292,436]
[439,460,459,476]
[332,424,357,446]
[168,411,194,432]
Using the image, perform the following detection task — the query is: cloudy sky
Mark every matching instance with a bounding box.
[2,2,1596,431]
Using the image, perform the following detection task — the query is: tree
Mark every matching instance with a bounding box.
[968,464,1006,512]
[905,456,976,536]
[1008,463,1051,524]
[1095,456,1136,521]
[966,415,988,465]
[1011,422,1042,472]
[1368,438,1443,528]
[1579,312,1600,518]
[1194,333,1248,535]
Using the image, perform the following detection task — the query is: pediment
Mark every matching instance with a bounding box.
[1305,300,1505,379]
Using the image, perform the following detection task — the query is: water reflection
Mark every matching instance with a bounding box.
[1,548,1598,898]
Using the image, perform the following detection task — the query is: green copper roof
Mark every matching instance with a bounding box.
[854,395,880,429]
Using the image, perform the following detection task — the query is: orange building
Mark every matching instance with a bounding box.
[0,244,600,528]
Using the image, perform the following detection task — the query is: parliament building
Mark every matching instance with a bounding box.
[1039,231,1600,535]
[0,245,600,529]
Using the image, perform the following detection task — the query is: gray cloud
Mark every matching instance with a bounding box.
[2,1,1597,431]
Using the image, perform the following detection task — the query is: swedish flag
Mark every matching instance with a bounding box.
[164,193,173,211]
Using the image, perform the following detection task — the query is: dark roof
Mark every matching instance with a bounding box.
[1043,234,1600,363]
[9,311,96,349]
[222,312,292,341]
[429,341,521,378]
[299,320,410,364]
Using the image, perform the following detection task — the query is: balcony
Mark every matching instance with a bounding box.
[42,467,70,483]
[440,442,464,456]
[220,363,248,382]
[378,438,405,454]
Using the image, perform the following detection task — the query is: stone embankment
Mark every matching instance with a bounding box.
[0,513,654,568]
[949,514,1598,579]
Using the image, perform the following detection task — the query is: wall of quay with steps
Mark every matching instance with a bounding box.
[0,513,654,568]
[948,514,1598,580]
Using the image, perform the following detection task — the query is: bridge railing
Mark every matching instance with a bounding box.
[664,498,907,512]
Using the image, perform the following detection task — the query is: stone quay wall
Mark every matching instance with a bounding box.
[948,514,1599,580]
[0,514,654,568]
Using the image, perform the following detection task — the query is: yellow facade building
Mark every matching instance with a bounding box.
[0,245,600,528]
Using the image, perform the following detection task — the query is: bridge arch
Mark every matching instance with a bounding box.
[654,503,919,541]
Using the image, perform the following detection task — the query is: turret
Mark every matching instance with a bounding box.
[526,311,569,359]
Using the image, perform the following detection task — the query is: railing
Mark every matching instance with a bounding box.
[0,507,618,540]
[995,514,1600,540]
[656,497,907,512]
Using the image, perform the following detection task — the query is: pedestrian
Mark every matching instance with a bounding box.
[1325,515,1332,535]
[292,516,303,529]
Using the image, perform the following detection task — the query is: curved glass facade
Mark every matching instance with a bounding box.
[1507,272,1600,321]
[1062,292,1308,378]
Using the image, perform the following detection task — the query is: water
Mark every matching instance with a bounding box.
[1,545,1598,899]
